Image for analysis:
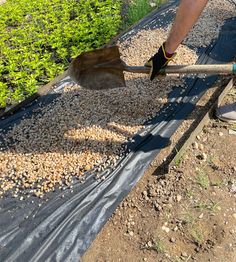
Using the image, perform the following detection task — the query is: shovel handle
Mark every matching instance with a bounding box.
[124,64,236,75]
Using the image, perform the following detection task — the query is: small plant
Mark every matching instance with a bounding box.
[195,200,221,213]
[207,155,218,165]
[186,189,194,199]
[173,147,183,167]
[196,170,210,189]
[182,213,205,246]
[231,123,236,130]
[154,237,165,253]
[194,202,209,211]
[189,225,205,246]
[208,200,221,213]
[182,213,197,225]
[124,0,162,26]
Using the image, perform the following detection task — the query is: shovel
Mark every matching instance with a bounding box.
[67,46,236,90]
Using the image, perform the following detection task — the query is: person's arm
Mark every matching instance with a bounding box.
[165,0,208,54]
[147,0,208,80]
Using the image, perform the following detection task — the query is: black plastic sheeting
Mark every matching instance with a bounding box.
[0,1,236,260]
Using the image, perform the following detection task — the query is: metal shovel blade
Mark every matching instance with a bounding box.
[68,46,126,90]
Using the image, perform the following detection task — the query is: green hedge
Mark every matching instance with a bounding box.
[0,0,122,108]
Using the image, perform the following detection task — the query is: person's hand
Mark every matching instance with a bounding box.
[145,42,176,81]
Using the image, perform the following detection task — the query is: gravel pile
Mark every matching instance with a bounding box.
[0,0,234,199]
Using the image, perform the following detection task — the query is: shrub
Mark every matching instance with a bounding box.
[0,0,122,108]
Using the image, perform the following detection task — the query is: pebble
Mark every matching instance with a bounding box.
[84,165,91,171]
[170,237,176,243]
[199,213,204,219]
[176,195,182,202]
[174,226,178,231]
[149,189,157,197]
[181,252,188,257]
[219,132,224,137]
[128,231,134,237]
[154,203,161,211]
[143,190,148,196]
[162,225,170,233]
[233,213,236,219]
[193,142,199,150]
[199,144,204,150]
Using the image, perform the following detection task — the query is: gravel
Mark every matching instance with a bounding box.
[183,0,235,47]
[0,0,234,199]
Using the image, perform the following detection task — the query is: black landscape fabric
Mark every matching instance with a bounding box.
[0,1,236,261]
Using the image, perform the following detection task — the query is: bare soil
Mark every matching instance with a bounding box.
[82,84,236,262]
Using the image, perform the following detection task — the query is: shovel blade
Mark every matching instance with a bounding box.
[68,46,126,90]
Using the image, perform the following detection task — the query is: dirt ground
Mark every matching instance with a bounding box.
[82,83,236,261]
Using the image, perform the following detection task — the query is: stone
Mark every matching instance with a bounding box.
[162,225,170,233]
[199,144,204,150]
[129,231,134,237]
[176,195,182,202]
[219,132,224,137]
[193,142,199,150]
[181,252,188,257]
[142,191,148,197]
[170,237,176,243]
[174,226,178,231]
[199,213,204,219]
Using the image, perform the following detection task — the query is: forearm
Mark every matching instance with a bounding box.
[165,0,208,54]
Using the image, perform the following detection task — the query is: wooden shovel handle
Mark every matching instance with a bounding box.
[124,64,236,75]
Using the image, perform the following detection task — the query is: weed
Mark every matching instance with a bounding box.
[182,213,205,246]
[207,155,217,165]
[124,0,162,26]
[154,238,165,253]
[231,123,236,130]
[173,147,183,167]
[210,177,223,187]
[195,200,221,213]
[182,213,197,225]
[186,189,194,199]
[194,202,209,211]
[190,225,205,246]
[208,200,221,213]
[206,154,221,171]
[196,170,210,189]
